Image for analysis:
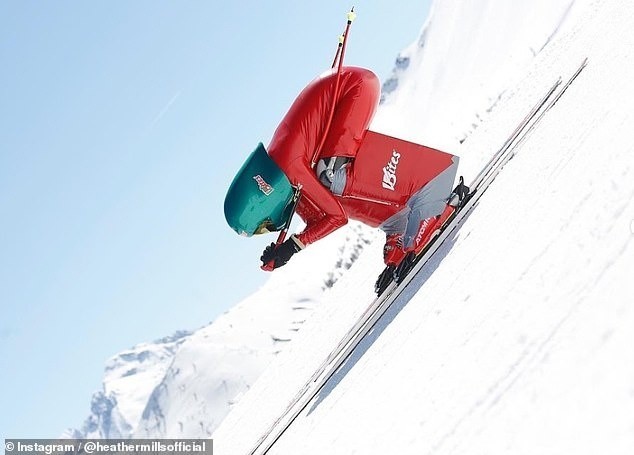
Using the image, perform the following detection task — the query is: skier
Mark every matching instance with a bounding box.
[224,66,468,272]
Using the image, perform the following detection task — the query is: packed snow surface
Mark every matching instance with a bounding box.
[215,0,634,453]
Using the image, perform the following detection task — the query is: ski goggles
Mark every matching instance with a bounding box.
[254,218,279,235]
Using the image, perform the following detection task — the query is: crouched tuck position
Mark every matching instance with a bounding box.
[224,66,468,275]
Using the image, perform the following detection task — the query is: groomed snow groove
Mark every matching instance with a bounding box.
[214,0,634,454]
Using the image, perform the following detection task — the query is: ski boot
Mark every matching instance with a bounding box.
[376,177,472,295]
[383,233,407,266]
[394,209,451,283]
[394,177,471,284]
[375,233,407,295]
[448,176,470,208]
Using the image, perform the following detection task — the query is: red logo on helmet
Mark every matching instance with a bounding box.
[253,175,274,195]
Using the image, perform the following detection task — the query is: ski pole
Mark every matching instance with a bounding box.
[261,8,356,270]
[311,7,356,168]
[261,185,302,271]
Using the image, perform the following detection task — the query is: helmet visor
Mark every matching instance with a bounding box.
[254,219,278,235]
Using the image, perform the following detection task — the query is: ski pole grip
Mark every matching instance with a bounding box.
[260,238,284,271]
[347,8,356,23]
[260,219,291,271]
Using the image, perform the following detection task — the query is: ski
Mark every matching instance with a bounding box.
[245,58,588,455]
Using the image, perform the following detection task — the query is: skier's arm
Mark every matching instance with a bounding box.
[289,157,348,246]
[259,160,347,270]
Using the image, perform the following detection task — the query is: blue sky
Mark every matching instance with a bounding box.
[0,1,431,438]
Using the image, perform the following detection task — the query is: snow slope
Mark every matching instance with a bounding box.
[375,0,581,149]
[214,0,634,453]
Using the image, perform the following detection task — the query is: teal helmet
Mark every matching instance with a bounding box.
[224,143,295,237]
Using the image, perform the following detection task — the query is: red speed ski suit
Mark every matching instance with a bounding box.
[268,66,458,253]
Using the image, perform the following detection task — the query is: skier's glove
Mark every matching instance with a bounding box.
[260,235,304,269]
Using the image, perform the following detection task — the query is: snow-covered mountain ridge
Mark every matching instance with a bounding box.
[64,331,191,438]
[68,0,634,450]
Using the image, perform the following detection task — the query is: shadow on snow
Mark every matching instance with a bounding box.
[306,206,478,415]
